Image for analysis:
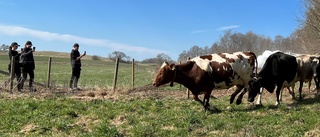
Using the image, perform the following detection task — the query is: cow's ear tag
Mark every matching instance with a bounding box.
[171,67,175,71]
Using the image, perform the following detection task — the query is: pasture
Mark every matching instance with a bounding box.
[0,52,320,136]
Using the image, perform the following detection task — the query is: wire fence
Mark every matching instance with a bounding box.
[0,55,158,92]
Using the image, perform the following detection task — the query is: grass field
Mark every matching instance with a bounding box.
[0,51,320,136]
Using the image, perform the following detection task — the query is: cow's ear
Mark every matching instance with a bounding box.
[170,64,176,71]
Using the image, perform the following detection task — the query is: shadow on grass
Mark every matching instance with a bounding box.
[207,106,222,114]
[227,104,281,113]
[289,96,320,106]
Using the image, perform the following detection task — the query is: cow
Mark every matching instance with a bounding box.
[311,56,320,96]
[153,51,257,111]
[247,52,298,105]
[284,54,318,100]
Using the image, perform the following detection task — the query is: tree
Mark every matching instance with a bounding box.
[0,44,9,52]
[188,45,202,58]
[108,51,129,62]
[178,50,188,62]
[156,53,173,64]
[92,55,99,60]
[297,0,320,53]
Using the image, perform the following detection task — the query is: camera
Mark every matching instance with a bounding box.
[33,47,36,50]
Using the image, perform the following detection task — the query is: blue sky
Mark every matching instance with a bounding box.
[0,0,304,61]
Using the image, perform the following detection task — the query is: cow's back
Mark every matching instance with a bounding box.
[191,51,256,89]
[296,54,315,82]
[259,52,298,85]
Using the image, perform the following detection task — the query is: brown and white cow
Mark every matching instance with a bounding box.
[153,51,257,111]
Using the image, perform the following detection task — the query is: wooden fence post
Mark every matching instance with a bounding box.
[9,58,15,93]
[132,58,135,89]
[187,57,190,99]
[46,57,52,88]
[179,61,181,90]
[113,58,119,92]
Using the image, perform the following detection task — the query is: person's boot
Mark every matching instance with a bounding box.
[73,77,80,90]
[29,78,36,92]
[20,78,25,92]
[69,77,74,91]
[17,78,22,92]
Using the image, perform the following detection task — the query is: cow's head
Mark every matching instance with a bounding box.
[153,62,176,87]
[310,56,320,77]
[247,77,261,102]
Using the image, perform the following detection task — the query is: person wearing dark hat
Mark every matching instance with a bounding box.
[8,42,22,91]
[69,43,86,91]
[20,40,36,92]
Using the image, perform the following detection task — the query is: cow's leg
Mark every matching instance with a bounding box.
[236,88,247,105]
[230,85,244,104]
[275,84,283,106]
[203,92,211,112]
[193,95,204,104]
[298,81,303,100]
[308,80,312,93]
[256,88,263,105]
[313,76,319,92]
[279,88,284,101]
[287,86,295,100]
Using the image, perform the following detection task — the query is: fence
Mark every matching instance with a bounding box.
[0,55,157,92]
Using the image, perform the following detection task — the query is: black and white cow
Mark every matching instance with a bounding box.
[311,56,320,96]
[247,52,298,105]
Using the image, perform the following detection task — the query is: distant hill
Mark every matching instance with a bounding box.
[0,51,110,61]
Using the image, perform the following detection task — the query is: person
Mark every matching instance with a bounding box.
[8,42,22,91]
[69,43,86,91]
[20,41,36,92]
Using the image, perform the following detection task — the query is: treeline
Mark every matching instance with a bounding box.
[177,30,303,62]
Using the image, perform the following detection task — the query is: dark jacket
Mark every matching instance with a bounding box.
[70,49,81,68]
[20,47,35,70]
[8,49,21,71]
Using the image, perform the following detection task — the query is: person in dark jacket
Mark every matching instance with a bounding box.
[69,43,86,91]
[20,41,36,91]
[8,42,22,91]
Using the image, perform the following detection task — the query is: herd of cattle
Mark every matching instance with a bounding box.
[152,51,320,111]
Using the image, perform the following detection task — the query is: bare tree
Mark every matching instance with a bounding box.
[188,45,202,58]
[156,53,173,64]
[178,50,188,62]
[297,0,320,53]
[108,51,129,62]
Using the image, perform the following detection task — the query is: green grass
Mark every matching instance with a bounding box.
[0,92,319,136]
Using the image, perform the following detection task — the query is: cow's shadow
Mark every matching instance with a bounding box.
[289,96,320,106]
[207,106,222,114]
